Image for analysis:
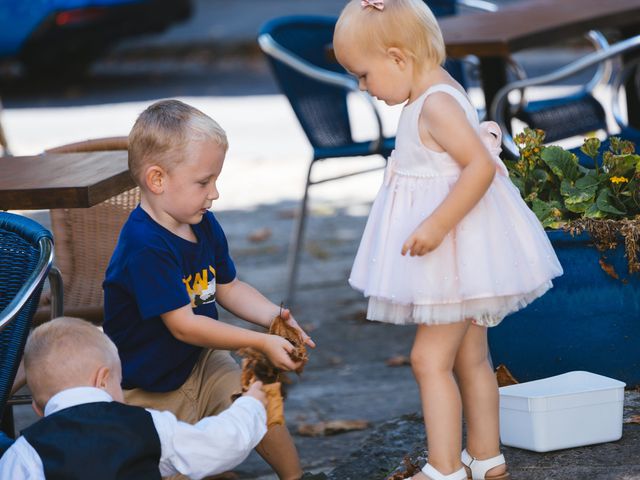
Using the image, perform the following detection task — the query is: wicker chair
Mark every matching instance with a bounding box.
[34,136,138,326]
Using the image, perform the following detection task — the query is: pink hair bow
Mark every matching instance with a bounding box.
[361,0,384,10]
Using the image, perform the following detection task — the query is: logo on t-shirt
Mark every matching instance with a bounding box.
[183,266,217,307]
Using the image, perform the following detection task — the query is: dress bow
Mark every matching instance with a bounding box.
[479,121,509,176]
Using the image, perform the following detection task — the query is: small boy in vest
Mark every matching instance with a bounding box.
[0,317,268,479]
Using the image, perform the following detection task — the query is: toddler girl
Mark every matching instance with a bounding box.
[334,1,562,479]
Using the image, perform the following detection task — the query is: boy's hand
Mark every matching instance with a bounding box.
[244,381,267,407]
[261,334,302,371]
[402,217,448,256]
[280,308,316,348]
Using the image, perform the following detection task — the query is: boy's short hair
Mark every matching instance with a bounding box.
[335,0,445,70]
[24,317,120,409]
[128,99,229,186]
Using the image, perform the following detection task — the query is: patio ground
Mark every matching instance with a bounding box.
[6,0,640,478]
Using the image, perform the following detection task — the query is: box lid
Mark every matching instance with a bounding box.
[499,371,626,412]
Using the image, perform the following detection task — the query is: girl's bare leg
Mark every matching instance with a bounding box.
[255,424,303,480]
[411,321,470,478]
[453,323,506,477]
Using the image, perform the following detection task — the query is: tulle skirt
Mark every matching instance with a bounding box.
[349,173,563,327]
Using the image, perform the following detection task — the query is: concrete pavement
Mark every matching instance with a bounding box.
[6,0,640,478]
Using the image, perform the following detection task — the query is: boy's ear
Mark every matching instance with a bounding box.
[387,47,408,68]
[93,365,111,390]
[144,165,165,194]
[31,399,44,418]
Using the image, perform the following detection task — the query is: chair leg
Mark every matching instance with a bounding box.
[285,162,314,305]
[1,405,15,438]
[48,266,64,319]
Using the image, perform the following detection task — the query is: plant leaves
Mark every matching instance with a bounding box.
[596,188,627,216]
[584,203,607,219]
[532,198,563,225]
[604,154,639,178]
[541,146,580,182]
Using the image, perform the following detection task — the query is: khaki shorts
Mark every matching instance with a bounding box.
[124,349,242,424]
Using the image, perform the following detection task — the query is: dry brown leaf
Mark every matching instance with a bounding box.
[495,364,519,387]
[263,382,285,427]
[598,258,620,279]
[247,227,272,243]
[297,419,370,437]
[624,414,640,424]
[269,314,309,373]
[235,314,310,427]
[386,355,411,367]
[385,455,421,480]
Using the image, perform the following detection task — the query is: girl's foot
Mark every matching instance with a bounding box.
[411,464,467,480]
[460,449,510,479]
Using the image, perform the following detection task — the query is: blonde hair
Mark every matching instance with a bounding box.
[24,317,120,410]
[334,0,445,70]
[128,99,229,186]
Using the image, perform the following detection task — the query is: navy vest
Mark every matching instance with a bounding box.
[22,401,161,480]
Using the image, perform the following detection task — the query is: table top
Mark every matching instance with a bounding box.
[0,150,134,210]
[441,0,640,58]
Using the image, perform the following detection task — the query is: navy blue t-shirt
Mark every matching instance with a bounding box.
[103,206,236,392]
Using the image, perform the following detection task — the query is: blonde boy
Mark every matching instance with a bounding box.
[103,100,313,480]
[0,317,268,479]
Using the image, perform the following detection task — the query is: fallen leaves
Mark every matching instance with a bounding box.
[598,258,620,280]
[297,419,370,437]
[385,456,421,480]
[386,355,411,367]
[624,414,640,425]
[237,314,309,428]
[495,364,519,387]
[247,227,272,243]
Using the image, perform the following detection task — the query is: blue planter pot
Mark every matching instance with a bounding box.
[488,229,640,386]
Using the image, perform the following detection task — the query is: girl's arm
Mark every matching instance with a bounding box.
[216,278,315,347]
[161,306,301,370]
[402,92,497,256]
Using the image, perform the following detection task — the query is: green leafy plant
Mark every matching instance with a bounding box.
[507,128,640,274]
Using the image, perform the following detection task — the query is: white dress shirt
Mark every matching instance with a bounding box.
[0,386,267,480]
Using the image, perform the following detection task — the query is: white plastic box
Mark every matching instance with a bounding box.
[499,371,625,452]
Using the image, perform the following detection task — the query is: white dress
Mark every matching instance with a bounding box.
[349,84,563,327]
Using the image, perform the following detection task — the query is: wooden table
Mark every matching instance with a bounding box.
[440,0,640,122]
[0,150,134,210]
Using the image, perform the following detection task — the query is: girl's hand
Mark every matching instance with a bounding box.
[261,334,302,371]
[279,308,316,348]
[402,218,448,256]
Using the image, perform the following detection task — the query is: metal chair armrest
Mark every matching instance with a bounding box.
[258,32,386,153]
[456,0,498,12]
[491,34,640,159]
[611,57,640,131]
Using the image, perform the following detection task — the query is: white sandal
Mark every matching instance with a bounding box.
[461,449,510,480]
[416,463,467,480]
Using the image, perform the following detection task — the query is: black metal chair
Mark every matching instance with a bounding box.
[0,212,62,439]
[492,33,640,162]
[258,15,395,304]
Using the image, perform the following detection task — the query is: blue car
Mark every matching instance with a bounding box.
[0,0,191,76]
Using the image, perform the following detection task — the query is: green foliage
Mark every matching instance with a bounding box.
[509,129,640,228]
